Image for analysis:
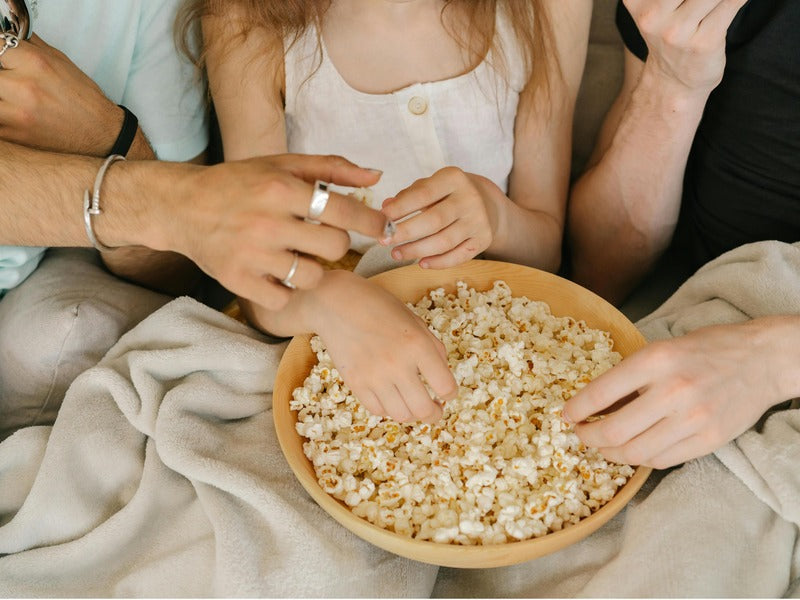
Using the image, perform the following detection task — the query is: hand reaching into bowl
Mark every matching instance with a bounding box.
[563,316,800,469]
[242,269,458,423]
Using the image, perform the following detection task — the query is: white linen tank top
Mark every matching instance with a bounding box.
[284,10,526,252]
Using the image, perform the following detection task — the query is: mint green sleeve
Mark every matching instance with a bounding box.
[121,0,209,162]
[0,247,46,296]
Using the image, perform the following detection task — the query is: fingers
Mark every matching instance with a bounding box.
[281,176,386,240]
[673,0,730,32]
[353,348,454,424]
[319,190,387,239]
[288,220,351,262]
[572,389,663,450]
[387,201,460,247]
[645,434,705,469]
[382,167,463,221]
[358,389,388,420]
[273,251,323,291]
[376,385,413,422]
[275,153,383,189]
[595,416,694,467]
[394,230,482,269]
[228,270,292,311]
[419,348,458,403]
[563,349,657,424]
[397,377,443,424]
[416,240,483,270]
[697,0,749,36]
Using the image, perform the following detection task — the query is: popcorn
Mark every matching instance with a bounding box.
[291,280,635,545]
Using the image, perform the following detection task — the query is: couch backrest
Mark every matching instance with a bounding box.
[572,0,624,177]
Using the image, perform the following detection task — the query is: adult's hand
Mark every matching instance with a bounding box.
[0,34,123,155]
[381,167,502,269]
[624,0,749,95]
[162,154,387,310]
[563,317,800,469]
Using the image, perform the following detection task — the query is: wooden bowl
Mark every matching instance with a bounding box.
[273,260,651,568]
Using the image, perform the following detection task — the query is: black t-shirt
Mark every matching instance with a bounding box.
[616,1,800,267]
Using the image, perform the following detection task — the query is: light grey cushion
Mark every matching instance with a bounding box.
[0,249,170,440]
[573,0,624,177]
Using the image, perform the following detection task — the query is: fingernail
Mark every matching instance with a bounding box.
[391,249,402,261]
[419,260,429,269]
[381,197,394,207]
[562,410,573,424]
[367,168,383,176]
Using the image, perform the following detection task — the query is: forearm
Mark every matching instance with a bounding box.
[101,246,203,297]
[0,141,105,246]
[569,65,710,303]
[0,140,195,251]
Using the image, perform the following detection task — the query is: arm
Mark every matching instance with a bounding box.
[204,14,456,422]
[202,12,288,160]
[0,33,206,295]
[382,1,593,273]
[568,0,748,305]
[0,145,385,307]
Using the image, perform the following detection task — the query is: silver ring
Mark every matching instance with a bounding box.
[0,33,19,59]
[307,180,330,221]
[280,251,299,289]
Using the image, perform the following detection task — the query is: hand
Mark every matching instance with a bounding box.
[163,154,387,310]
[0,34,123,155]
[624,0,749,95]
[380,167,503,269]
[563,318,796,469]
[306,271,458,423]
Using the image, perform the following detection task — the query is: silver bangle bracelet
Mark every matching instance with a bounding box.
[83,154,125,252]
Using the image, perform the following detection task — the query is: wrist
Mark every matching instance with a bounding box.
[107,105,139,158]
[91,104,127,158]
[94,160,200,251]
[242,270,354,338]
[755,316,800,405]
[299,269,358,334]
[637,62,713,118]
[474,175,506,250]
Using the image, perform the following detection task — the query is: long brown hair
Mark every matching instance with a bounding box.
[177,0,557,111]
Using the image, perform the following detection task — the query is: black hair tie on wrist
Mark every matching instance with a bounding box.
[109,104,138,157]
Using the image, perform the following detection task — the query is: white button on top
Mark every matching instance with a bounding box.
[408,96,428,115]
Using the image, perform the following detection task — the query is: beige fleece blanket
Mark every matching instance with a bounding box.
[1,242,798,597]
[434,241,800,598]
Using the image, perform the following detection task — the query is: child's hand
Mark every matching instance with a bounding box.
[380,167,504,269]
[312,271,457,423]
